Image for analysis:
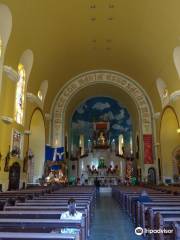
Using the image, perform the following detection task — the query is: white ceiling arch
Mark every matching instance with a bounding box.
[50,70,155,147]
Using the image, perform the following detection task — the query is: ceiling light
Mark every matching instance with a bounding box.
[90,4,96,9]
[90,17,96,21]
[106,39,112,43]
[109,4,115,8]
[107,17,113,21]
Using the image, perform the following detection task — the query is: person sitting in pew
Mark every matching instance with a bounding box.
[132,190,152,206]
[51,198,82,238]
[137,190,152,203]
[61,198,82,220]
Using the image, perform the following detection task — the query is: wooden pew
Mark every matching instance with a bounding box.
[154,212,180,240]
[0,232,78,240]
[0,209,89,237]
[0,186,95,240]
[145,210,180,240]
[146,207,180,229]
[137,202,180,229]
[0,218,86,240]
[173,222,180,240]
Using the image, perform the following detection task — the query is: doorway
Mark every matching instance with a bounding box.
[148,167,156,185]
[8,162,20,190]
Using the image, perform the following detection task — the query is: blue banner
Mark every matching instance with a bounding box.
[45,145,64,161]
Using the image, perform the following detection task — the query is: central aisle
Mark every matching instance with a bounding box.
[89,191,144,240]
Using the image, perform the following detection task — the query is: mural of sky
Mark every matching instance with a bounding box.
[71,97,132,148]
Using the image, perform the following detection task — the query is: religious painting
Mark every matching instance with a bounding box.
[11,129,23,159]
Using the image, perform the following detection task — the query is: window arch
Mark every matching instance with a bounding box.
[118,134,124,155]
[37,90,43,101]
[130,135,133,154]
[14,63,26,124]
[79,134,85,156]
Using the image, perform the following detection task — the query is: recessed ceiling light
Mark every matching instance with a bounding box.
[90,17,96,21]
[106,39,112,43]
[90,4,96,9]
[107,17,114,21]
[109,4,115,8]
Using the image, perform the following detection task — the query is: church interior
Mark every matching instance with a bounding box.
[0,1,180,239]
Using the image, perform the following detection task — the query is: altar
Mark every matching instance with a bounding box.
[88,176,119,186]
[71,121,128,182]
[99,187,112,193]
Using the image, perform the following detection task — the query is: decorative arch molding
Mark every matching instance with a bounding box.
[0,3,12,93]
[51,70,155,146]
[28,108,45,183]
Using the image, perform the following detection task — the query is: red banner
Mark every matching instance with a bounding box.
[143,134,153,164]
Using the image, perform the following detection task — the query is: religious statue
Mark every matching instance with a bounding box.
[23,151,28,173]
[97,131,106,145]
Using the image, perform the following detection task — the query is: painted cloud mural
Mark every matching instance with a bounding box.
[71,97,132,149]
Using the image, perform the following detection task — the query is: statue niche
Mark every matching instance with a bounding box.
[97,131,106,146]
[93,122,109,149]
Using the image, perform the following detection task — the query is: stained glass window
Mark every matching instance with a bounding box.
[14,64,26,124]
[0,37,2,58]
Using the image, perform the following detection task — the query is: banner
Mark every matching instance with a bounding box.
[143,134,153,164]
[45,145,64,161]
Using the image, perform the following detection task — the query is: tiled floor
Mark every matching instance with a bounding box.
[89,192,144,240]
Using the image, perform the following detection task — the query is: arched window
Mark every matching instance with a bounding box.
[37,90,43,101]
[79,134,85,156]
[0,37,2,58]
[118,134,124,155]
[130,136,133,154]
[14,63,26,124]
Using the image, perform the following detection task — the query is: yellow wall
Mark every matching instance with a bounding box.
[0,71,46,191]
[160,106,180,181]
[29,109,45,182]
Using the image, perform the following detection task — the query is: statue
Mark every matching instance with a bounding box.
[23,151,28,173]
[98,131,106,145]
